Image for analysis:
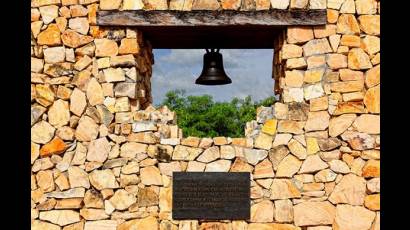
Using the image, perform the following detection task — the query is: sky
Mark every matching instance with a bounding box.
[151,49,275,105]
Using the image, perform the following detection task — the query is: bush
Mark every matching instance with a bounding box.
[160,90,276,137]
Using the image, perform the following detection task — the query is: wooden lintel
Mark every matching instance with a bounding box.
[97,10,327,27]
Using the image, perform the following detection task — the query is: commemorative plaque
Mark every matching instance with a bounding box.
[172,172,250,220]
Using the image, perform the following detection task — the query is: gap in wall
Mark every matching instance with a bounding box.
[151,49,275,106]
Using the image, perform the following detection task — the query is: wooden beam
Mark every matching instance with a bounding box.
[97,10,327,27]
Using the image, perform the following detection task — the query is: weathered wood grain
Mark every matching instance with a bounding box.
[97,10,327,27]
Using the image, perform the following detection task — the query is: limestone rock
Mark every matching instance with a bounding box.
[306,137,320,155]
[95,39,118,57]
[197,146,220,163]
[329,173,366,205]
[31,105,47,126]
[282,44,303,59]
[277,120,305,134]
[288,139,307,160]
[287,57,307,69]
[248,223,300,230]
[140,166,163,185]
[270,179,301,199]
[304,111,330,132]
[220,145,236,159]
[276,154,302,177]
[329,114,356,137]
[353,114,380,134]
[40,137,67,157]
[84,220,117,230]
[365,65,380,88]
[86,78,104,106]
[118,216,158,230]
[44,47,65,64]
[32,121,56,144]
[68,166,90,189]
[39,5,58,24]
[329,160,350,174]
[87,138,110,163]
[285,70,304,87]
[272,134,292,147]
[290,0,308,9]
[362,159,380,178]
[348,48,372,70]
[104,68,125,83]
[75,116,98,142]
[214,136,228,145]
[298,155,328,174]
[293,201,335,226]
[341,131,375,150]
[270,0,290,9]
[333,101,366,115]
[68,17,89,35]
[31,220,60,230]
[244,148,268,165]
[84,189,104,208]
[358,15,380,35]
[364,194,380,211]
[309,0,326,9]
[304,68,325,83]
[254,133,273,150]
[269,145,290,170]
[61,30,93,48]
[364,85,380,113]
[361,35,380,56]
[254,159,274,179]
[45,188,85,199]
[205,159,231,172]
[109,189,136,210]
[327,54,347,69]
[114,83,137,99]
[192,0,220,10]
[304,83,325,100]
[186,161,206,172]
[367,178,380,193]
[39,210,80,226]
[303,38,332,56]
[48,99,70,128]
[250,200,274,222]
[80,208,109,220]
[283,88,304,103]
[138,187,159,207]
[158,162,181,177]
[36,170,55,192]
[340,0,355,13]
[120,142,147,158]
[70,88,86,117]
[89,170,119,190]
[337,14,360,35]
[37,24,61,46]
[274,199,294,222]
[317,138,342,151]
[333,204,376,230]
[172,145,203,161]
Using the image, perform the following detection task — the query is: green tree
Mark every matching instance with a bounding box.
[161,90,276,138]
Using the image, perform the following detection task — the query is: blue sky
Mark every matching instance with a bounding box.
[151,49,275,105]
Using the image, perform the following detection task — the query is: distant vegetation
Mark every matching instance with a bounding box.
[160,90,276,138]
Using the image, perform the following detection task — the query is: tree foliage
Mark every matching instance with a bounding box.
[160,90,276,138]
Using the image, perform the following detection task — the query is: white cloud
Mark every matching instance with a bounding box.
[151,49,275,105]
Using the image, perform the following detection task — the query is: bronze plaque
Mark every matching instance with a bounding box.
[172,172,250,220]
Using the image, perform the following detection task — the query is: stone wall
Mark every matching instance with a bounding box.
[31,0,380,230]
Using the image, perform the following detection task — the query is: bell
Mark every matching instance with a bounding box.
[195,49,232,85]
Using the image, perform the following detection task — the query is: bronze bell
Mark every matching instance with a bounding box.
[195,49,232,85]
